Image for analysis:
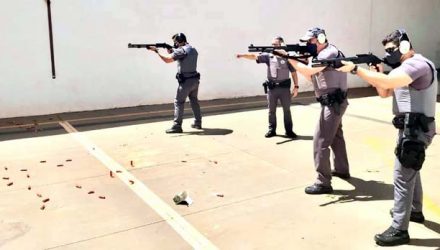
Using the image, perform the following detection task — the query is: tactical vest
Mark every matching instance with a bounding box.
[392,59,437,170]
[392,60,437,118]
[176,44,198,74]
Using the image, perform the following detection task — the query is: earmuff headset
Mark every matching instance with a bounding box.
[173,33,187,44]
[317,33,326,44]
[314,28,327,44]
[274,36,285,46]
[397,29,411,54]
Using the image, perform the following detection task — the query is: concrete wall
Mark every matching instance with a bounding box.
[1,0,439,118]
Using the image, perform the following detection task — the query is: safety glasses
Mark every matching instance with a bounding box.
[385,47,398,53]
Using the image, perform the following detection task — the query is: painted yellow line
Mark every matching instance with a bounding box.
[425,196,440,218]
[58,120,217,250]
[362,136,395,167]
[364,136,440,218]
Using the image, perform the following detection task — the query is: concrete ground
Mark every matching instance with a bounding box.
[0,88,439,250]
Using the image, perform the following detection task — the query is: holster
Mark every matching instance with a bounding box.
[262,81,268,94]
[392,113,434,171]
[316,89,347,115]
[395,137,426,171]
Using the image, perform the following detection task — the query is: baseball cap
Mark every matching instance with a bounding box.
[300,27,326,42]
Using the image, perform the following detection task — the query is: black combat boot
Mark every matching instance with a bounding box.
[305,184,333,195]
[265,130,276,138]
[374,226,410,246]
[166,126,183,133]
[191,123,202,129]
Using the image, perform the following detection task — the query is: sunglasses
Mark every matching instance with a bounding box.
[385,47,398,53]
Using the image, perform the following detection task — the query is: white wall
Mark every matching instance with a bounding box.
[1,0,439,118]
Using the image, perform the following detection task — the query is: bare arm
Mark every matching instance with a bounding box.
[337,61,412,90]
[156,50,174,63]
[291,71,298,86]
[148,46,174,63]
[288,59,326,81]
[291,71,299,97]
[374,87,393,98]
[367,65,393,98]
[356,67,412,89]
[236,53,258,60]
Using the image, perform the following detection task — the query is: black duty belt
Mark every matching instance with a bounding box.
[266,79,291,89]
[316,89,347,106]
[176,72,200,84]
[392,113,435,134]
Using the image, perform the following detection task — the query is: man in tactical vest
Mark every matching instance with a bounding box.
[282,27,350,194]
[237,36,299,138]
[148,33,202,133]
[337,29,437,246]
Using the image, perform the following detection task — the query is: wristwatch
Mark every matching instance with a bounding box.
[294,86,299,89]
[350,65,358,75]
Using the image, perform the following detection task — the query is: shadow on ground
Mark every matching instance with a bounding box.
[320,177,394,206]
[172,128,234,136]
[409,219,440,248]
[276,135,314,144]
[0,88,381,142]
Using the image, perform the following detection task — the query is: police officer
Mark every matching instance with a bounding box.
[337,29,437,246]
[282,27,350,194]
[148,33,202,133]
[237,36,299,138]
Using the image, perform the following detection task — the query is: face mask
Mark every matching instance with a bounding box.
[173,42,179,49]
[306,42,318,57]
[383,49,402,69]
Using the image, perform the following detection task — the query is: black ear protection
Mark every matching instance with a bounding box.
[274,36,285,46]
[397,29,411,54]
[173,33,187,44]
